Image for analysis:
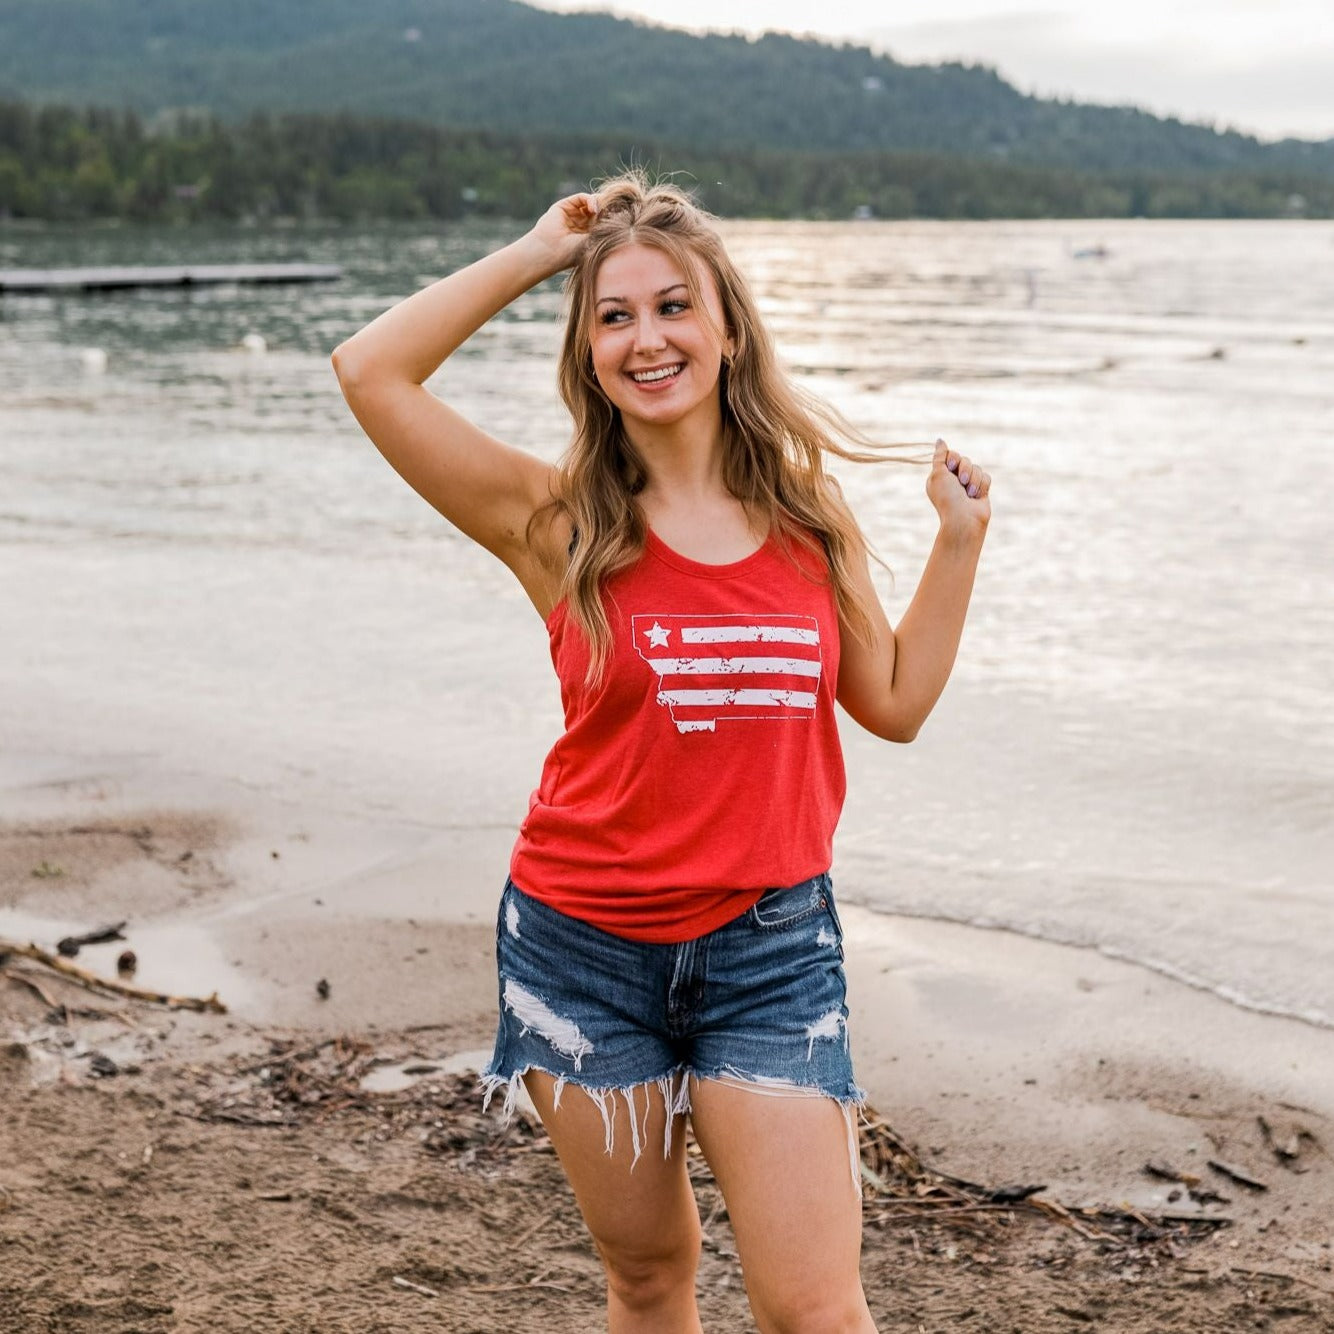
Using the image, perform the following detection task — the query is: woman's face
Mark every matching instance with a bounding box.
[588,242,730,436]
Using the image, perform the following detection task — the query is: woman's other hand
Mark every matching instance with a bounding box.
[528,192,601,274]
[927,439,991,535]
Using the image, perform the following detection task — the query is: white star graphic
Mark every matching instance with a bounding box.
[643,621,671,647]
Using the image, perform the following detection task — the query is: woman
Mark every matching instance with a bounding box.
[332,172,990,1334]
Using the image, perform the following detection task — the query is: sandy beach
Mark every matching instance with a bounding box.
[3,747,1332,1332]
[4,216,1333,1330]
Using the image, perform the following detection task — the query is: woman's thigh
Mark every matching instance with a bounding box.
[689,1078,874,1333]
[524,1070,701,1273]
[484,884,703,1280]
[682,875,873,1331]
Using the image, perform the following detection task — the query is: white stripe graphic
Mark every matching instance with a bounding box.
[656,689,818,709]
[634,613,822,731]
[643,656,821,678]
[680,625,819,645]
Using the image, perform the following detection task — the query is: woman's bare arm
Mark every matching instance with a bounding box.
[837,441,990,741]
[330,195,598,612]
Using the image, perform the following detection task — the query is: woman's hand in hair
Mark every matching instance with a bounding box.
[527,192,601,275]
[927,439,991,536]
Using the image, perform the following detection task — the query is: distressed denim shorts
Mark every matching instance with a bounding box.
[481,871,865,1169]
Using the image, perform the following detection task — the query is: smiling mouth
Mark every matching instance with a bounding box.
[629,363,684,384]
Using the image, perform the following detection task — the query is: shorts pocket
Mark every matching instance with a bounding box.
[821,883,846,942]
[748,873,831,930]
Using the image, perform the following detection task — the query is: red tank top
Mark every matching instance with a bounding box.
[508,527,846,943]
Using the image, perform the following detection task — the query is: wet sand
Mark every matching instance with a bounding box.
[3,748,1333,1330]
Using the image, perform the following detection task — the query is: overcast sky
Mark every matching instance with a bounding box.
[535,0,1334,142]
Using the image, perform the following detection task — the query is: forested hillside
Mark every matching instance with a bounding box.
[3,101,1329,224]
[0,0,1331,181]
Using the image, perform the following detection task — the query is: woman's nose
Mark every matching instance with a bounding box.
[633,315,667,353]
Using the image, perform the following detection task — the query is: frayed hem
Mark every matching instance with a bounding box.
[480,1064,867,1190]
[480,1065,690,1169]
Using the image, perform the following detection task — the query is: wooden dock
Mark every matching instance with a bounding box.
[0,263,342,293]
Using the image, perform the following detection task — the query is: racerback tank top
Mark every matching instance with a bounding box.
[508,526,846,943]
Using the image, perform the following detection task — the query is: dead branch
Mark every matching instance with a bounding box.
[1227,1265,1334,1297]
[857,1112,1230,1248]
[1144,1160,1201,1188]
[0,938,225,1013]
[468,1269,578,1295]
[1207,1159,1268,1191]
[56,921,127,957]
[509,1209,555,1252]
[1,965,60,1009]
[391,1276,438,1298]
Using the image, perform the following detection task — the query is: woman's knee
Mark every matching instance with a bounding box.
[595,1222,702,1311]
[751,1283,874,1334]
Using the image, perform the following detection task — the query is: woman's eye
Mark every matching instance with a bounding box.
[597,300,686,326]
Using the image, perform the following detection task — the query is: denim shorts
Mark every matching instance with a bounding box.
[481,872,865,1167]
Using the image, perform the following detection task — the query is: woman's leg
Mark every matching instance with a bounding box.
[525,1070,704,1334]
[689,1079,876,1334]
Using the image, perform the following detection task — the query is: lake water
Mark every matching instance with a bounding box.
[2,218,1332,1026]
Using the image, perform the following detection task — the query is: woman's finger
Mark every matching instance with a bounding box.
[963,468,989,499]
[563,194,598,229]
[932,440,993,501]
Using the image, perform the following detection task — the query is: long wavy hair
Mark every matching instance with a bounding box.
[537,169,913,684]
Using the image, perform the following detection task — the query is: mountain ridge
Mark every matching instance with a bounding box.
[0,0,1331,182]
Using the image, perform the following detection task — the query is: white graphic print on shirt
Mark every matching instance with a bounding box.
[632,613,823,734]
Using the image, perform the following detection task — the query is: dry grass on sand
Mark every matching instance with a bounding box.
[2,988,1332,1334]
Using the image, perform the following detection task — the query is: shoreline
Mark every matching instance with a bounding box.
[848,905,1334,1037]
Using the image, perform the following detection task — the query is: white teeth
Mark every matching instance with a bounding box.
[630,364,682,383]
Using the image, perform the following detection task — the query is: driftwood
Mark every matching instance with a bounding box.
[56,921,127,958]
[1257,1115,1301,1164]
[1,967,60,1010]
[1143,1159,1229,1206]
[391,1276,439,1298]
[466,1269,577,1295]
[1145,1159,1200,1187]
[1256,1114,1322,1169]
[1229,1264,1334,1298]
[856,1111,1229,1247]
[1207,1159,1269,1191]
[0,937,226,1013]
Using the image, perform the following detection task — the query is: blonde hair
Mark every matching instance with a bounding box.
[537,169,911,683]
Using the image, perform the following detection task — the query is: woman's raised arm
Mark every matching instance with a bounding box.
[331,195,599,612]
[837,440,990,742]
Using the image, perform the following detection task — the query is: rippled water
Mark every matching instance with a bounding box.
[3,218,1332,1025]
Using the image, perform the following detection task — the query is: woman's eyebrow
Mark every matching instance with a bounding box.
[595,284,688,306]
